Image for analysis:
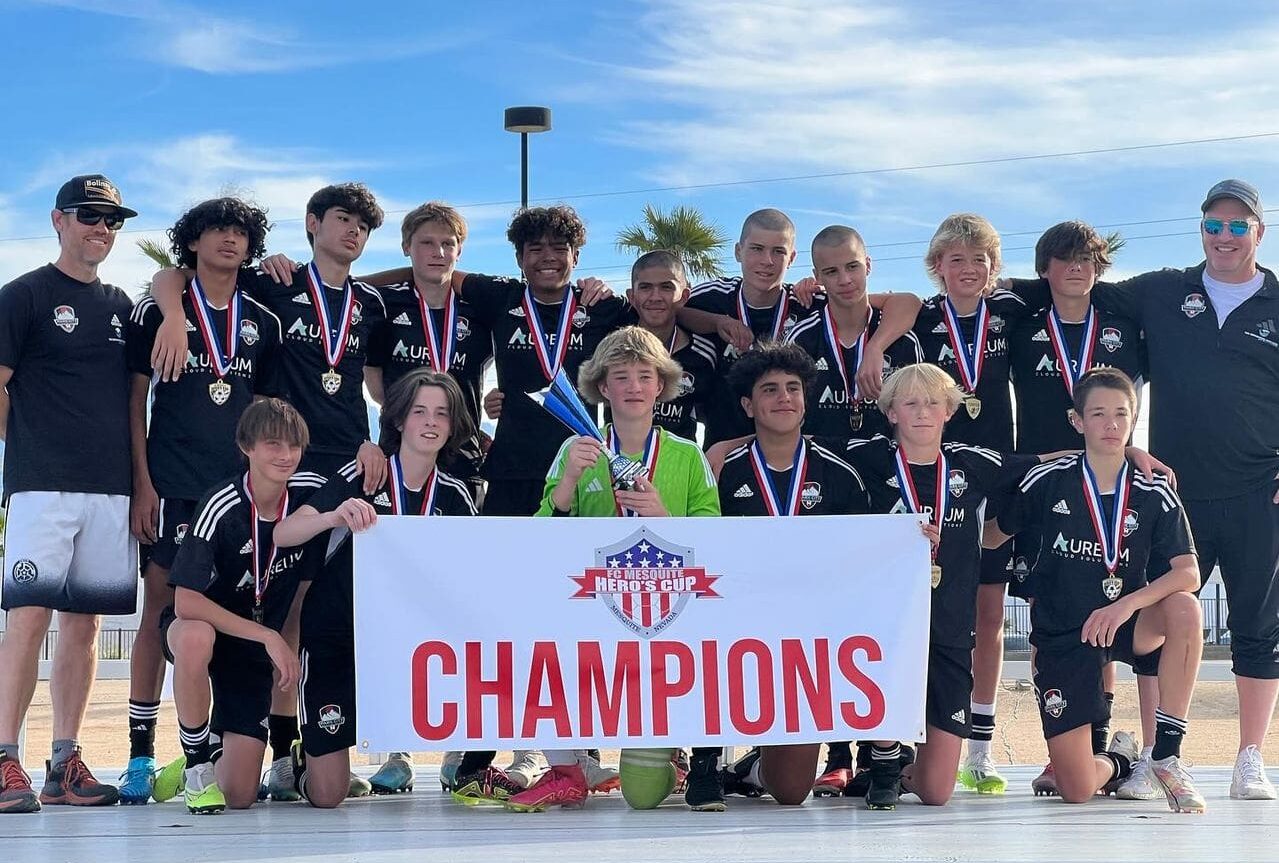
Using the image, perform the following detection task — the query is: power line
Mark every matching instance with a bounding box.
[2,131,1276,244]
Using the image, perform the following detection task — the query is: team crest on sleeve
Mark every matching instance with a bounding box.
[1181,293,1207,318]
[570,526,720,639]
[239,320,260,346]
[1122,509,1139,537]
[1099,327,1122,352]
[677,372,695,397]
[53,305,79,333]
[800,482,823,510]
[948,469,968,498]
[351,301,363,326]
[988,315,1005,334]
[455,317,471,341]
[571,308,589,329]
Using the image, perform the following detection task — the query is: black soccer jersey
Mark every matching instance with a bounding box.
[128,282,285,501]
[718,438,870,516]
[1008,304,1145,454]
[0,264,133,498]
[787,307,923,439]
[459,273,635,482]
[168,471,326,636]
[603,329,718,441]
[842,435,1039,648]
[365,280,493,478]
[686,276,827,446]
[912,291,1031,452]
[240,267,386,462]
[300,458,476,645]
[998,455,1195,641]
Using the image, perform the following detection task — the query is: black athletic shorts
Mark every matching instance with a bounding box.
[979,540,1014,586]
[151,498,197,570]
[926,643,973,739]
[299,644,356,756]
[1032,621,1158,739]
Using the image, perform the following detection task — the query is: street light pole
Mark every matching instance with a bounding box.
[504,106,552,210]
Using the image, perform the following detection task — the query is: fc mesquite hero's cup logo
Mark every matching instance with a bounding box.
[571,526,720,639]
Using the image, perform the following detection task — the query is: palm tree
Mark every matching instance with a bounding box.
[1104,231,1126,257]
[136,238,176,294]
[616,204,729,281]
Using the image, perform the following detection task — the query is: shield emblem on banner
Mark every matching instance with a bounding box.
[572,526,720,639]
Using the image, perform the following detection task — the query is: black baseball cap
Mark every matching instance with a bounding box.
[1201,179,1263,222]
[54,174,138,219]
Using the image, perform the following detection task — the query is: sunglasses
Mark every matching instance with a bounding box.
[1201,217,1256,237]
[62,208,126,231]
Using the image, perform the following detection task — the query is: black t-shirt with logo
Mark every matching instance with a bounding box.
[241,269,386,462]
[1007,305,1145,454]
[912,291,1032,453]
[603,329,718,441]
[168,471,326,641]
[300,459,476,645]
[686,276,826,446]
[787,307,923,440]
[841,435,1039,648]
[127,282,285,501]
[365,280,493,479]
[998,455,1195,644]
[718,438,870,516]
[459,273,635,481]
[0,264,133,499]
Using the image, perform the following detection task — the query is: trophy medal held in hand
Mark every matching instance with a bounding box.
[531,369,647,490]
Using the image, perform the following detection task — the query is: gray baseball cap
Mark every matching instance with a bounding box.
[1201,178,1263,221]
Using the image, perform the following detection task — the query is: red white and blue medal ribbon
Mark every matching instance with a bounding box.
[306,262,356,371]
[737,287,790,342]
[189,275,241,380]
[894,448,948,559]
[1046,306,1098,398]
[1081,456,1131,576]
[416,287,457,373]
[522,286,577,382]
[748,437,807,516]
[388,454,437,516]
[823,305,869,402]
[606,425,661,516]
[941,296,988,395]
[245,472,287,613]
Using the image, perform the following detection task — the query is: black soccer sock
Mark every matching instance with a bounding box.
[855,741,873,770]
[269,713,298,763]
[457,751,497,776]
[824,741,853,771]
[1102,750,1132,784]
[1092,692,1115,754]
[128,699,160,760]
[871,743,901,763]
[1151,710,1188,761]
[179,720,212,767]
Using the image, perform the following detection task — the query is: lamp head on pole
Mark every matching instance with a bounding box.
[504,106,552,134]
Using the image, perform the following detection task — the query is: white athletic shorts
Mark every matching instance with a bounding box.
[2,491,138,614]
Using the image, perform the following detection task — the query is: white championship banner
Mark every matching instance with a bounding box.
[353,514,931,751]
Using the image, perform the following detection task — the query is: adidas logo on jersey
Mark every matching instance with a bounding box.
[240,540,253,554]
[932,321,948,334]
[111,314,123,328]
[393,312,412,326]
[733,484,754,498]
[1032,329,1050,342]
[292,293,310,305]
[508,307,526,318]
[1052,499,1072,514]
[813,357,829,371]
[185,320,197,332]
[586,478,604,493]
[951,708,967,723]
[374,492,391,507]
[885,476,900,488]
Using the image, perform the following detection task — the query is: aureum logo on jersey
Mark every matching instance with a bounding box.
[570,526,720,639]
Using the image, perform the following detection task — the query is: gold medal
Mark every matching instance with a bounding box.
[1101,575,1123,602]
[321,368,342,396]
[965,395,982,419]
[930,564,943,589]
[252,604,264,625]
[849,407,864,432]
[207,379,232,406]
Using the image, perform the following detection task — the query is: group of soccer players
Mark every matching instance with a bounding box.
[0,171,1276,819]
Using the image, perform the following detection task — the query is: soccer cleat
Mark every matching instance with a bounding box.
[957,752,1007,795]
[451,765,522,806]
[1114,756,1163,800]
[439,750,464,791]
[183,762,226,815]
[1101,731,1140,795]
[1031,762,1058,797]
[370,753,415,794]
[578,751,620,794]
[39,751,119,806]
[261,755,301,802]
[504,764,588,812]
[619,748,678,810]
[1150,756,1206,814]
[1231,744,1278,800]
[813,767,852,797]
[0,754,40,814]
[505,750,549,789]
[151,755,186,802]
[348,773,373,798]
[723,747,766,798]
[865,758,901,811]
[118,755,156,805]
[684,752,726,812]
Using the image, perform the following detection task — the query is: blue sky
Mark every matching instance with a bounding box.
[2,0,1278,297]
